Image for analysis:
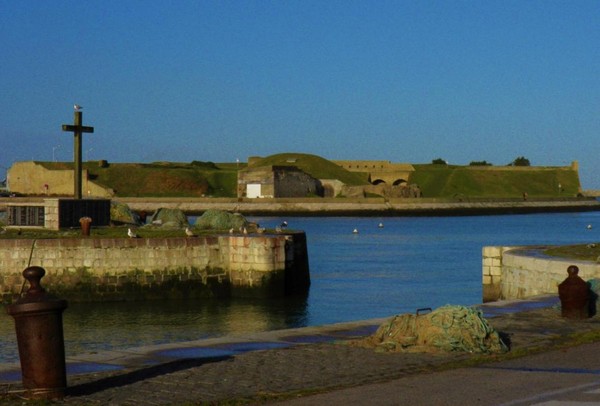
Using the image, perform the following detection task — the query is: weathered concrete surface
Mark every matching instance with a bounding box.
[3,296,600,405]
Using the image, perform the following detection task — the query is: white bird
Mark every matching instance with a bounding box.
[127,228,137,238]
[74,104,82,111]
[353,228,359,234]
[185,227,194,237]
[280,221,288,228]
[242,227,248,234]
[229,228,234,234]
[587,224,593,229]
[378,222,384,228]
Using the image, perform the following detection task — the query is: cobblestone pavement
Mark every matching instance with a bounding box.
[2,298,600,405]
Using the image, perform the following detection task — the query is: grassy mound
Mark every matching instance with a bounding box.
[250,153,368,186]
[40,161,237,197]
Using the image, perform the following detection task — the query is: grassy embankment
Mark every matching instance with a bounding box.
[40,154,581,200]
[41,161,240,198]
[411,164,581,199]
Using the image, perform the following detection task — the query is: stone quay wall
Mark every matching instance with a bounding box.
[0,233,310,303]
[482,246,600,302]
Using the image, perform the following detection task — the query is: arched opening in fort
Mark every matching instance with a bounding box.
[393,179,407,186]
[372,179,386,185]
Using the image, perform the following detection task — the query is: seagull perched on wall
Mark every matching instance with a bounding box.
[127,228,138,238]
[185,227,195,237]
[74,104,82,111]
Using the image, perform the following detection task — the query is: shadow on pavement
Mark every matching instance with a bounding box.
[67,355,231,397]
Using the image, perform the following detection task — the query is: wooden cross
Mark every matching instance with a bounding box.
[62,111,94,199]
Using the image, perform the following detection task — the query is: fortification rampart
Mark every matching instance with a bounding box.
[0,233,310,303]
[7,161,113,198]
[482,246,600,302]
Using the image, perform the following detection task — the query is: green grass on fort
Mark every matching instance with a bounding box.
[39,153,581,199]
[411,164,580,198]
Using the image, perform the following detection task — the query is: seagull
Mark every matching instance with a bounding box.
[242,227,248,235]
[353,228,359,234]
[280,221,288,228]
[185,227,194,237]
[127,228,137,238]
[74,104,82,111]
[229,228,234,234]
[378,222,384,228]
[587,224,593,230]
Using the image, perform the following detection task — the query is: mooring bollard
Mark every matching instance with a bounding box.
[6,266,68,400]
[558,265,590,319]
[79,216,92,236]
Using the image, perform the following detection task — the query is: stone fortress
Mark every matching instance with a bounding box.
[237,158,422,199]
[8,158,423,200]
[5,158,585,201]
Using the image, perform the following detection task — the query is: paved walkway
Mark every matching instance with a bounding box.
[2,296,600,405]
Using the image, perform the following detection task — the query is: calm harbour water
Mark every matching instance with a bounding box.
[2,212,600,363]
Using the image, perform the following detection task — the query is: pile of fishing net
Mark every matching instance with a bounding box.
[194,209,249,231]
[354,305,508,354]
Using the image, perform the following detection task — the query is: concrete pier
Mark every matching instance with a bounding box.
[0,232,310,303]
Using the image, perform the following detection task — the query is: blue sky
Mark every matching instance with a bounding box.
[1,1,599,187]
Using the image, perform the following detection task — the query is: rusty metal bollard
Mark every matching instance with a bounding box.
[79,216,92,236]
[558,265,590,319]
[6,266,68,400]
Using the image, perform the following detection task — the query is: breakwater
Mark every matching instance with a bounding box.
[2,197,599,217]
[67,196,600,216]
[482,246,600,302]
[0,232,310,303]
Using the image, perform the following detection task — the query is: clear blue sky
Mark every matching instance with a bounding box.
[1,1,599,187]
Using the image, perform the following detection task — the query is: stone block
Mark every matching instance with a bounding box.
[482,246,502,257]
[490,266,502,276]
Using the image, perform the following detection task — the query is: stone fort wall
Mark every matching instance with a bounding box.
[7,161,113,198]
[0,233,310,303]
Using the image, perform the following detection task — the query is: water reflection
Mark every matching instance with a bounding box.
[0,294,308,364]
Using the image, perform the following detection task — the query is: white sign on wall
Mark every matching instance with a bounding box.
[246,183,262,198]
